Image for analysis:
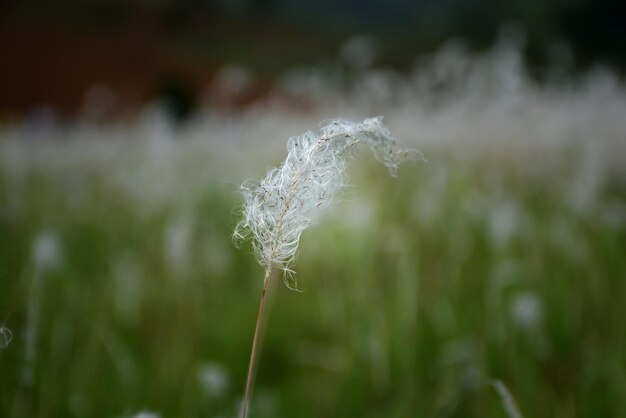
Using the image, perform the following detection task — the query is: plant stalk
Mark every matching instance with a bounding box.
[241,265,273,418]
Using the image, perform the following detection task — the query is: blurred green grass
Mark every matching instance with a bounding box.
[1,146,625,418]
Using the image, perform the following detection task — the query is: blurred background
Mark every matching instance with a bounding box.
[1,1,625,417]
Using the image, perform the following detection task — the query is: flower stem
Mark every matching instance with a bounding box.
[241,265,273,418]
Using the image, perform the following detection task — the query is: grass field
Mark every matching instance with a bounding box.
[1,45,626,418]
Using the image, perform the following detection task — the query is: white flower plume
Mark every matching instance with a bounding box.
[233,116,421,276]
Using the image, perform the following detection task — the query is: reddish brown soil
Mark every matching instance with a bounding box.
[0,23,214,115]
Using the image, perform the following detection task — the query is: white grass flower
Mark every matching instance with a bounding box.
[233,117,423,418]
[235,116,420,418]
[234,116,420,277]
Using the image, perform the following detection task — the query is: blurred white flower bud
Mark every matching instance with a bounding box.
[197,362,230,398]
[32,230,62,272]
[510,292,542,330]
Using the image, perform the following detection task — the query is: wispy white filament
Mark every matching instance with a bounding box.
[234,117,420,277]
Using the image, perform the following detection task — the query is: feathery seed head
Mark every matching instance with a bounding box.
[234,116,421,275]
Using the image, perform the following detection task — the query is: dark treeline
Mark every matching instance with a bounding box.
[1,0,624,71]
